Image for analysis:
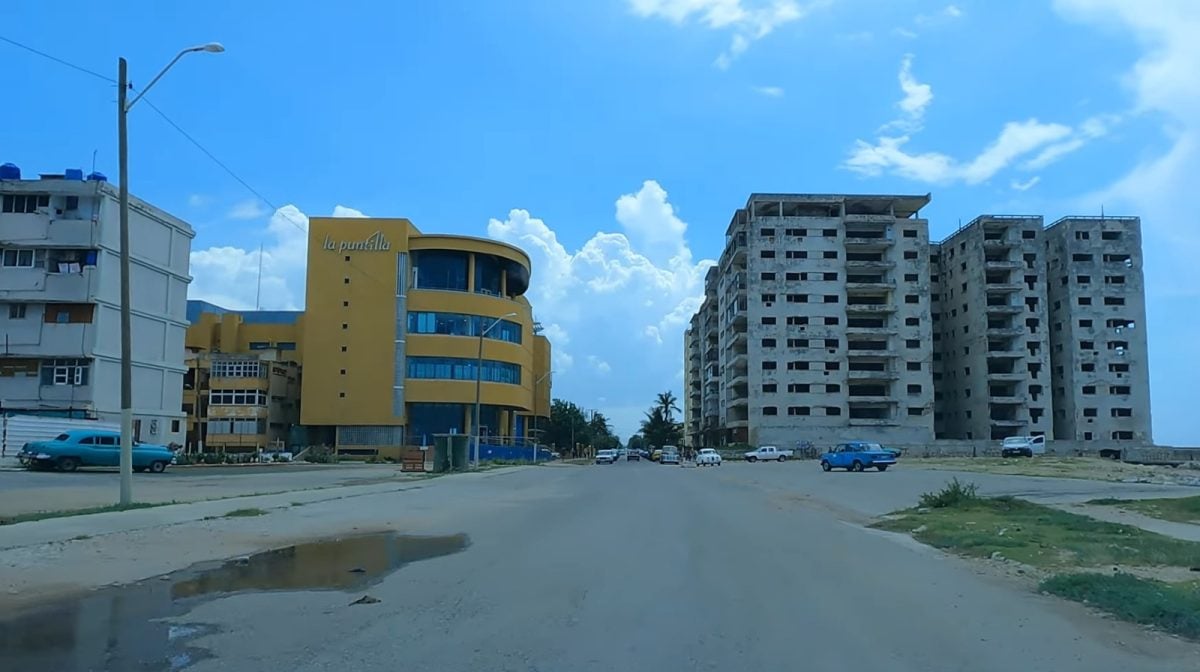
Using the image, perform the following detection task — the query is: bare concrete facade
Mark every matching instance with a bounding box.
[1045,217,1152,443]
[694,193,935,448]
[932,216,1053,441]
[685,268,721,448]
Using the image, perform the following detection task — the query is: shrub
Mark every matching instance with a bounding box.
[918,478,979,509]
[303,446,338,464]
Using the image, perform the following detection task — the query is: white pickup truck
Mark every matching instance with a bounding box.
[743,445,793,462]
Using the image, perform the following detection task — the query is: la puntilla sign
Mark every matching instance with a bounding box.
[323,231,391,252]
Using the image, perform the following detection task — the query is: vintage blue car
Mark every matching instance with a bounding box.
[18,429,176,473]
[819,441,898,472]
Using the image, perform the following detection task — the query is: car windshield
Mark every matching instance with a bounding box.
[1003,438,1026,446]
[54,433,71,441]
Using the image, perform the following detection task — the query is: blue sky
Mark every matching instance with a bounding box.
[3,1,1197,445]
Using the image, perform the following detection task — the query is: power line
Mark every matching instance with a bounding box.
[0,34,116,84]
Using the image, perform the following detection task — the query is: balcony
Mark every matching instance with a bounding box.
[0,214,98,248]
[985,259,1022,271]
[984,300,1022,314]
[985,348,1025,359]
[0,267,96,302]
[982,236,1016,249]
[845,280,896,291]
[986,326,1025,337]
[844,214,896,224]
[848,369,900,381]
[845,259,895,271]
[988,395,1025,404]
[846,342,894,358]
[845,303,895,313]
[985,282,1023,293]
[844,233,894,249]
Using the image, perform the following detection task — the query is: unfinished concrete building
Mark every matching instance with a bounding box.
[698,193,936,447]
[932,216,1053,441]
[686,268,721,448]
[1045,217,1152,443]
[684,313,701,447]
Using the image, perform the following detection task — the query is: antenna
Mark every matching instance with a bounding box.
[91,149,98,174]
[1100,204,1105,219]
[255,243,264,310]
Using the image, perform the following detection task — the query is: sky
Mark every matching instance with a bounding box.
[2,1,1198,445]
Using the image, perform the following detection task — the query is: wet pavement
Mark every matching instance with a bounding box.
[0,532,469,671]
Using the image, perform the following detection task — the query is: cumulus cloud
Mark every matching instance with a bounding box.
[226,199,269,221]
[844,56,1114,185]
[628,0,823,68]
[488,180,716,437]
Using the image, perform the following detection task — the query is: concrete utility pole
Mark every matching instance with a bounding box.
[472,312,516,469]
[117,43,223,505]
[531,369,553,462]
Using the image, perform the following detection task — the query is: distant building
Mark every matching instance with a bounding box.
[0,164,193,445]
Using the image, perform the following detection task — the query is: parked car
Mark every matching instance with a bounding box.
[650,449,663,462]
[819,441,897,472]
[659,450,681,465]
[19,430,176,473]
[696,448,722,466]
[595,449,617,465]
[1001,435,1046,458]
[743,445,793,462]
[626,450,641,462]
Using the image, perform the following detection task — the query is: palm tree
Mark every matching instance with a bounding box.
[655,391,681,423]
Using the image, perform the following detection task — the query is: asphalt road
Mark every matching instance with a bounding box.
[4,461,1198,671]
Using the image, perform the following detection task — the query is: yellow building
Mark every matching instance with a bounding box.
[184,217,551,458]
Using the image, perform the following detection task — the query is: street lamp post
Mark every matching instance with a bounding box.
[531,369,553,463]
[117,43,223,505]
[472,312,517,469]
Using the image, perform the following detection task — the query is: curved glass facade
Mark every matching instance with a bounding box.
[474,254,503,296]
[407,312,522,344]
[412,250,469,291]
[407,357,522,385]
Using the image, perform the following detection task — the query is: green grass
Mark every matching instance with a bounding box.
[222,507,268,518]
[1040,573,1200,640]
[1090,495,1200,524]
[0,502,164,526]
[873,495,1200,569]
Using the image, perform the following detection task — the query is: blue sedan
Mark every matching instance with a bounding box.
[819,441,897,472]
[18,429,176,473]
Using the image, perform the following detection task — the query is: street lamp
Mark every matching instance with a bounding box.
[531,369,553,462]
[117,43,223,505]
[472,312,517,469]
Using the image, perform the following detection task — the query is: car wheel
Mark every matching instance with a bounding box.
[820,460,831,472]
[57,457,80,472]
[777,455,787,462]
[747,457,757,463]
[149,461,167,474]
[876,465,888,472]
[852,460,863,472]
[1023,449,1033,458]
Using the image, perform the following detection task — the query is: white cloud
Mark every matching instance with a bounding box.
[844,56,1113,185]
[227,199,269,221]
[587,355,613,374]
[488,180,716,438]
[752,85,785,97]
[332,205,368,218]
[628,0,822,68]
[892,27,918,39]
[915,3,965,25]
[187,194,211,208]
[1010,176,1041,192]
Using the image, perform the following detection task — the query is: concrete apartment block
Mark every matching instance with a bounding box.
[1045,217,1152,443]
[0,166,194,445]
[929,242,948,438]
[933,216,1052,441]
[684,312,701,447]
[698,193,935,448]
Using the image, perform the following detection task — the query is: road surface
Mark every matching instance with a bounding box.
[2,461,1197,671]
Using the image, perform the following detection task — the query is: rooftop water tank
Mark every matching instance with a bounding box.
[87,171,108,182]
[64,168,84,181]
[0,163,20,180]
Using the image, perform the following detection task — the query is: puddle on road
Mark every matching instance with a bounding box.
[0,532,469,671]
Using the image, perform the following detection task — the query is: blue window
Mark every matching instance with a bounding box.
[248,341,271,350]
[412,250,469,291]
[276,341,297,351]
[407,357,521,385]
[406,312,522,344]
[474,254,502,296]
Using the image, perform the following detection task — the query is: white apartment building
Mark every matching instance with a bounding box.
[0,164,194,446]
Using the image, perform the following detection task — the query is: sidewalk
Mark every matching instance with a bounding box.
[1059,503,1200,542]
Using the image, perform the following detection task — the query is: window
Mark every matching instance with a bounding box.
[1078,297,1092,306]
[761,293,777,303]
[408,312,523,343]
[209,389,269,405]
[825,406,842,416]
[1105,275,1126,284]
[823,295,838,304]
[277,341,297,351]
[822,228,837,237]
[406,357,522,384]
[788,361,809,371]
[171,420,181,433]
[824,316,839,326]
[826,383,840,393]
[1111,431,1133,440]
[342,323,349,330]
[785,272,802,281]
[1111,408,1133,418]
[905,317,919,326]
[1080,362,1095,372]
[1075,231,1090,240]
[906,362,921,371]
[761,338,776,347]
[787,316,809,326]
[787,338,806,348]
[1,193,50,213]
[1109,385,1131,395]
[7,303,26,319]
[1082,385,1096,395]
[761,272,776,281]
[1104,297,1125,306]
[1072,253,1094,262]
[1076,275,1091,284]
[760,250,776,259]
[1080,340,1094,350]
[905,294,919,304]
[1084,432,1093,440]
[825,361,840,371]
[343,277,350,284]
[763,383,777,393]
[908,407,924,416]
[788,383,810,393]
[1,249,36,268]
[788,406,811,416]
[904,273,918,282]
[1078,319,1092,328]
[904,251,918,260]
[785,228,805,236]
[787,294,807,303]
[1083,408,1098,418]
[905,339,919,349]
[907,384,922,395]
[210,359,264,378]
[760,227,776,236]
[1101,231,1122,241]
[762,406,778,416]
[903,229,917,238]
[762,361,777,370]
[1109,363,1129,373]
[340,345,348,352]
[1022,230,1036,239]
[823,272,838,281]
[823,251,838,259]
[40,358,89,386]
[761,316,776,325]
[786,250,807,259]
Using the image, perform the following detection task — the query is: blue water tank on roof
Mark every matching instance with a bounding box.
[87,171,107,182]
[64,168,84,181]
[0,163,20,180]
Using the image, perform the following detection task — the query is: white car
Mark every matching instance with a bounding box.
[743,445,794,462]
[1001,435,1046,458]
[696,448,722,467]
[595,450,617,465]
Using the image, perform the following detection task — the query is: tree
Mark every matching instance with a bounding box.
[655,391,681,423]
[539,400,620,455]
[640,405,683,450]
[627,434,646,452]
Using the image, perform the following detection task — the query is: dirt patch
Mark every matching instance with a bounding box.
[911,457,1200,486]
